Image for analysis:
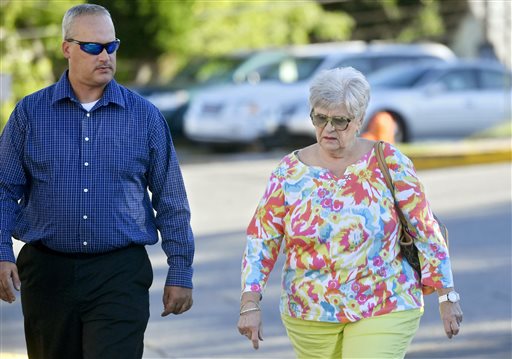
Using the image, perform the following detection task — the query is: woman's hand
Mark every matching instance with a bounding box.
[237,292,263,349]
[439,301,463,339]
[237,309,263,349]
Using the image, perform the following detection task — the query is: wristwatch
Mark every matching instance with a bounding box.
[438,291,460,304]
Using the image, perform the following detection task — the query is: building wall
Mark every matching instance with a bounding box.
[452,0,511,67]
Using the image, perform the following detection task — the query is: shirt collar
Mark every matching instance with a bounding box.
[52,70,126,109]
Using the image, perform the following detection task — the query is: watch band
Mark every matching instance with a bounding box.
[438,294,450,303]
[438,291,459,303]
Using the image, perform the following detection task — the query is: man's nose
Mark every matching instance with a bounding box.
[97,48,109,61]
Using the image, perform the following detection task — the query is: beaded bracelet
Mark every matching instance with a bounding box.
[240,307,261,315]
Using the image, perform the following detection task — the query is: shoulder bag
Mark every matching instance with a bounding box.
[374,141,448,295]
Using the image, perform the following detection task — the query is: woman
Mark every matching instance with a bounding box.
[237,67,463,358]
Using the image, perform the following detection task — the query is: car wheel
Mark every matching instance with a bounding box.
[390,113,408,143]
[260,125,291,150]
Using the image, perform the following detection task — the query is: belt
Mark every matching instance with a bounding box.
[29,241,140,259]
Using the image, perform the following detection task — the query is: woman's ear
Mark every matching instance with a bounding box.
[357,113,365,132]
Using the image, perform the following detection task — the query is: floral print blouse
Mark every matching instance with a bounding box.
[242,142,453,323]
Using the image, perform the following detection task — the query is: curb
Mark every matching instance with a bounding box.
[400,138,511,170]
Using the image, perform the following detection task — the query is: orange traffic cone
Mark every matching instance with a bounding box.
[361,111,397,144]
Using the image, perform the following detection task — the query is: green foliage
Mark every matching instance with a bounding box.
[311,12,354,42]
[319,0,446,43]
[0,0,80,129]
[91,0,195,59]
[397,1,444,42]
[186,1,354,56]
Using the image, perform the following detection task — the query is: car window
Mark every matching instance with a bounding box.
[259,56,324,83]
[369,65,434,88]
[436,69,478,91]
[171,56,248,87]
[373,55,444,71]
[334,57,373,75]
[479,69,512,89]
[335,55,447,76]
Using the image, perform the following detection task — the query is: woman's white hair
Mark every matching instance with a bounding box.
[62,4,111,40]
[309,67,371,120]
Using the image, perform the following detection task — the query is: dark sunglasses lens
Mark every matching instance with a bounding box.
[81,43,103,55]
[312,114,328,127]
[105,41,120,54]
[332,118,349,128]
[80,41,119,55]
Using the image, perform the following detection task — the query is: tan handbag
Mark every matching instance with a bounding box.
[374,141,448,295]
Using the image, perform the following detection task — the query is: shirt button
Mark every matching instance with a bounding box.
[83,215,88,220]
[83,188,88,192]
[83,241,88,246]
[86,113,90,117]
[85,137,90,141]
[84,162,89,166]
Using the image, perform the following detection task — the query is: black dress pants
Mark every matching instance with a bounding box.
[16,242,153,359]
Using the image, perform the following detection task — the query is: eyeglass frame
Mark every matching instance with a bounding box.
[309,109,353,131]
[65,38,121,55]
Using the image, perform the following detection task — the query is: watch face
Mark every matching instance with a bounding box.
[448,292,459,302]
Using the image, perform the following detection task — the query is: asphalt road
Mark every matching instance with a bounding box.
[0,156,510,359]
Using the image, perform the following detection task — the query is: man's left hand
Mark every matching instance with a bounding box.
[161,286,193,316]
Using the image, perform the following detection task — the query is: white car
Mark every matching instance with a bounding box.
[184,42,456,146]
[364,60,512,142]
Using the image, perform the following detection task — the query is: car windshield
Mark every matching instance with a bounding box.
[369,65,436,88]
[258,56,325,83]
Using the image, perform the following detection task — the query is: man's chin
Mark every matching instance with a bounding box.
[94,72,114,85]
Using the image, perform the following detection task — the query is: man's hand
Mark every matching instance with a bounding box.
[161,286,193,316]
[0,261,21,303]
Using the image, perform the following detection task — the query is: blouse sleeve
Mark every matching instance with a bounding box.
[385,144,454,289]
[241,169,286,296]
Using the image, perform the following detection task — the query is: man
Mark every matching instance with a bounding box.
[0,4,194,358]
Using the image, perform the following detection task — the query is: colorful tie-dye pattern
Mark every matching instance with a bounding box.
[242,142,453,323]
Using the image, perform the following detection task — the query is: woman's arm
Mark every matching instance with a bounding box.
[238,169,286,349]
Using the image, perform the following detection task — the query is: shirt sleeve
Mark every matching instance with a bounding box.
[242,170,286,296]
[147,110,194,288]
[385,143,454,289]
[0,103,28,262]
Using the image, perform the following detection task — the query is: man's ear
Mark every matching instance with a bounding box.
[62,41,71,59]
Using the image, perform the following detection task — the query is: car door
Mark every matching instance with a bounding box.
[414,68,481,137]
[475,68,512,130]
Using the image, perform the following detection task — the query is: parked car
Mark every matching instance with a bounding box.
[183,42,456,147]
[131,49,289,139]
[363,59,512,142]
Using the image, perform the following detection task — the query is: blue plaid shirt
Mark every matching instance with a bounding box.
[0,72,194,288]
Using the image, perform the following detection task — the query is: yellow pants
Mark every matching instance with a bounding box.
[281,309,423,359]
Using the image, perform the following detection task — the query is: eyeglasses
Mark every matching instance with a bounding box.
[65,38,121,55]
[310,109,352,131]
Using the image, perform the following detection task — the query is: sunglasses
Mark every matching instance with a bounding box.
[65,38,121,55]
[310,109,352,131]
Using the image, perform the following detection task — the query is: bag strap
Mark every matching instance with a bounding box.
[373,141,415,245]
